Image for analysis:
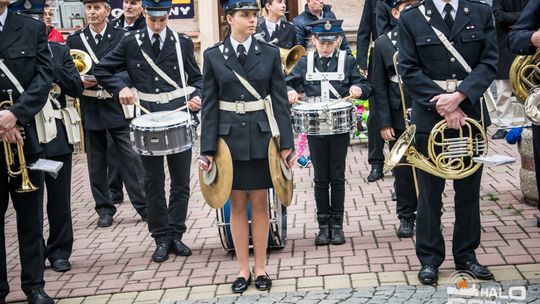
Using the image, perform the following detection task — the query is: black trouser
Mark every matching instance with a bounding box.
[0,150,45,297]
[389,129,418,219]
[86,126,146,217]
[308,134,349,216]
[415,133,482,267]
[533,125,540,213]
[141,149,191,244]
[44,153,73,263]
[107,131,124,202]
[367,48,385,168]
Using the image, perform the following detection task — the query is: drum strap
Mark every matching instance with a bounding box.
[218,44,281,139]
[79,32,100,64]
[306,51,346,101]
[417,4,495,113]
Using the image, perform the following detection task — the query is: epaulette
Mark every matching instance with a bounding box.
[68,28,85,36]
[123,30,138,37]
[207,41,223,50]
[403,1,423,11]
[468,0,489,5]
[15,12,41,24]
[259,39,278,49]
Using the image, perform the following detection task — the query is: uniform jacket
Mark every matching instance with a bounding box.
[285,51,373,100]
[94,28,202,113]
[66,23,130,130]
[356,0,379,69]
[292,4,350,51]
[255,19,297,49]
[398,0,497,133]
[44,42,84,157]
[0,12,52,155]
[492,0,529,79]
[372,27,412,131]
[376,0,397,38]
[200,36,294,161]
[507,0,540,55]
[111,13,146,31]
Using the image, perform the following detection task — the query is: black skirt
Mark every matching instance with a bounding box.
[232,158,273,190]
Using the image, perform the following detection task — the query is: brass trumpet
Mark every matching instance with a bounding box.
[0,90,38,193]
[70,49,92,75]
[280,45,306,75]
[509,32,540,104]
[384,53,489,180]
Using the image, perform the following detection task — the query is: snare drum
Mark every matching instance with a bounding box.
[216,189,287,251]
[291,98,356,135]
[130,111,195,156]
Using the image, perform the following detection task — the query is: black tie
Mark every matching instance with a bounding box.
[320,57,331,70]
[0,21,3,34]
[444,3,454,31]
[237,44,246,66]
[152,33,161,58]
[95,33,102,45]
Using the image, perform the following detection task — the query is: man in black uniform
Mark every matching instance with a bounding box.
[356,0,392,183]
[507,0,540,227]
[94,0,202,262]
[44,30,84,273]
[0,0,54,302]
[66,0,147,228]
[398,0,498,284]
[107,0,146,207]
[371,0,418,238]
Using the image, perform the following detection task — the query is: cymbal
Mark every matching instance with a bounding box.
[268,139,293,207]
[199,138,233,209]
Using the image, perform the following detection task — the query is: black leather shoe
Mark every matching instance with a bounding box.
[97,214,113,228]
[231,274,251,293]
[396,217,415,238]
[315,215,331,246]
[492,129,507,140]
[418,265,439,285]
[171,239,192,256]
[367,166,384,182]
[26,288,54,304]
[255,273,272,291]
[51,259,71,272]
[456,261,494,280]
[152,242,170,263]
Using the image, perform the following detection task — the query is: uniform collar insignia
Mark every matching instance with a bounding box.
[463,7,469,14]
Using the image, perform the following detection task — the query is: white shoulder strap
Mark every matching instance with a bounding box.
[135,33,180,89]
[417,5,472,73]
[0,60,24,94]
[218,44,262,100]
[172,32,192,119]
[79,32,100,64]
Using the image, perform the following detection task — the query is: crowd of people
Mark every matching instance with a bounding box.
[0,0,539,302]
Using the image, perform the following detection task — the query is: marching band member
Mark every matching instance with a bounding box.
[371,0,418,238]
[94,0,202,262]
[507,0,540,227]
[0,0,54,302]
[198,0,294,292]
[286,19,372,246]
[398,0,497,284]
[255,0,296,49]
[66,0,147,228]
[107,0,146,207]
[43,36,84,273]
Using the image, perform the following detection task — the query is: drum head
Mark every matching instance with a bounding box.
[268,139,293,207]
[131,111,190,129]
[199,138,233,209]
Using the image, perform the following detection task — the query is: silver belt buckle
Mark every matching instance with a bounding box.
[235,101,246,114]
[96,89,106,99]
[446,79,458,93]
[159,93,168,104]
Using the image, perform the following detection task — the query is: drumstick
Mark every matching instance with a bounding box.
[134,102,152,115]
[162,104,189,117]
[293,99,309,105]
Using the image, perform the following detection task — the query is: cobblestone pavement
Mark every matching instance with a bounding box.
[4,125,540,303]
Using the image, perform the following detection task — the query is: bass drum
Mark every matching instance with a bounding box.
[216,189,287,250]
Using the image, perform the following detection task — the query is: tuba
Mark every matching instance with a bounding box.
[280,45,306,75]
[385,54,489,180]
[0,90,39,193]
[70,49,92,75]
[510,45,540,124]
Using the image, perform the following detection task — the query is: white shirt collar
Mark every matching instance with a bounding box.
[147,26,167,48]
[265,19,281,35]
[230,35,252,56]
[434,0,459,19]
[89,24,107,41]
[0,9,7,30]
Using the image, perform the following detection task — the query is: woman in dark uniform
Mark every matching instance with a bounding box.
[255,0,296,49]
[198,0,295,293]
[286,19,372,246]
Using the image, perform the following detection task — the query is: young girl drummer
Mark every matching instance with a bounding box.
[286,19,372,246]
[198,0,295,293]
